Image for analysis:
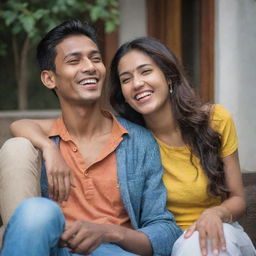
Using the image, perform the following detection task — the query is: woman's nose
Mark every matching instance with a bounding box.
[133,77,144,89]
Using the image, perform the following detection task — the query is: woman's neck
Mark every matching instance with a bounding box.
[144,102,185,147]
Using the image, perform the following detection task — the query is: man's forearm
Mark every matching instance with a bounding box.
[102,224,152,256]
[10,119,53,150]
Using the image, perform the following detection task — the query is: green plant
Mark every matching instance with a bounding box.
[0,0,119,110]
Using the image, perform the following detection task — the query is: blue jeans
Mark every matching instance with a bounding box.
[1,198,138,256]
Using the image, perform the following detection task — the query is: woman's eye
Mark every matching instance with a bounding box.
[121,78,131,84]
[91,56,102,62]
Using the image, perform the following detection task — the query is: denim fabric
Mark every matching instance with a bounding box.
[1,198,139,256]
[40,117,182,255]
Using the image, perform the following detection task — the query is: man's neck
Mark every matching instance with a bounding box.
[60,101,112,141]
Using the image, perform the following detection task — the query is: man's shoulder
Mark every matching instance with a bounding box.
[116,116,156,144]
[116,116,150,134]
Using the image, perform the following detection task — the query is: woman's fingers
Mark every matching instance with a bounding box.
[184,223,196,238]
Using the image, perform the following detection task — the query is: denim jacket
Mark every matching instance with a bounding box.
[41,117,182,256]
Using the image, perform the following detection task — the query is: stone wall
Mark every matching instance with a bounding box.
[0,110,60,147]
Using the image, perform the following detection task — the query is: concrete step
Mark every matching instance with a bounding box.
[0,110,60,147]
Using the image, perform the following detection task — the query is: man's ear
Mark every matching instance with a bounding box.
[41,70,56,89]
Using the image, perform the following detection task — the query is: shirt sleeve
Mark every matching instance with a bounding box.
[137,135,182,255]
[212,105,238,158]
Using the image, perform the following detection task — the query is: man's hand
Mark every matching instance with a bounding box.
[60,221,113,254]
[43,142,74,202]
[184,208,226,256]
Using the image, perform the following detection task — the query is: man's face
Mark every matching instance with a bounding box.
[52,34,106,105]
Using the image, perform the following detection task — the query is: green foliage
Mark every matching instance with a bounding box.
[0,0,120,43]
[0,0,120,110]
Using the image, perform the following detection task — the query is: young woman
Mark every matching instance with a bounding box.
[108,37,256,256]
[9,37,255,256]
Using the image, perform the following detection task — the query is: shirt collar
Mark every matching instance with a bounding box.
[48,110,128,142]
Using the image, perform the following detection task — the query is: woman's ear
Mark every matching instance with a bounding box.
[167,77,172,86]
[41,70,56,89]
[167,78,173,94]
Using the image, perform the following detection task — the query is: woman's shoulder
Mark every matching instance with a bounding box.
[211,104,233,122]
[209,104,236,137]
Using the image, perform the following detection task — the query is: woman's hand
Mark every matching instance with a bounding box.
[43,142,74,203]
[184,207,228,256]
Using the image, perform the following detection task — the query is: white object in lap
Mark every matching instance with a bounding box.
[171,222,256,256]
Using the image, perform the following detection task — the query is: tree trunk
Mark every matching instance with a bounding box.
[12,36,30,110]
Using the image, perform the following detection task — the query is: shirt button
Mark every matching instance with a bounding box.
[72,147,78,152]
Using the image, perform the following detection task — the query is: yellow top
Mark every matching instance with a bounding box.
[155,104,238,230]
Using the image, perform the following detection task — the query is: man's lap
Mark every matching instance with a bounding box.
[53,243,139,256]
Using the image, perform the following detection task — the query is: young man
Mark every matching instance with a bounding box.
[0,20,181,255]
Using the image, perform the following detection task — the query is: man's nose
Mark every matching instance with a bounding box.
[81,59,96,73]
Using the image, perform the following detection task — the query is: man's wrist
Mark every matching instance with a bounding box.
[41,139,57,152]
[101,224,125,244]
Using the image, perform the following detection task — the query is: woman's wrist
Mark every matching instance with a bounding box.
[218,206,233,223]
[207,206,233,223]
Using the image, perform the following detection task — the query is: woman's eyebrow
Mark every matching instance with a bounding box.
[119,64,152,77]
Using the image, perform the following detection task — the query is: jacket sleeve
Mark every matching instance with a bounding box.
[137,135,182,256]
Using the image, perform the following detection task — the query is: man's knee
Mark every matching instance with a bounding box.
[10,198,64,232]
[0,137,38,159]
[91,243,139,256]
[0,137,41,178]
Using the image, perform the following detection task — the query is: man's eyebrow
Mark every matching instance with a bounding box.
[63,50,101,60]
[119,64,152,77]
[63,52,81,60]
[89,50,101,55]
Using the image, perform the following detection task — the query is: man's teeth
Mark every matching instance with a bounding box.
[79,79,97,85]
[135,91,152,101]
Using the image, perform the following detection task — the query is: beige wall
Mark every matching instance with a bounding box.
[215,0,256,172]
[119,0,147,45]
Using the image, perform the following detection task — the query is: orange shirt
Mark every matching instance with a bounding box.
[49,112,132,228]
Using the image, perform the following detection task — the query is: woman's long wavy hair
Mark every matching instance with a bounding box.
[109,37,228,198]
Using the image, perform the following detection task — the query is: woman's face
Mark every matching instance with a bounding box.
[118,49,171,116]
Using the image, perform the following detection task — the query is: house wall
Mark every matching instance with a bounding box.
[215,0,256,172]
[118,0,256,172]
[119,0,147,45]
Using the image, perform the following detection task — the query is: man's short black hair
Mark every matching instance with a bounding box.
[37,19,98,72]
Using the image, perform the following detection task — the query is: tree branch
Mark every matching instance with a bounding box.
[12,36,20,83]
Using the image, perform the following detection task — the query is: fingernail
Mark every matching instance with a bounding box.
[213,249,219,255]
[202,249,207,256]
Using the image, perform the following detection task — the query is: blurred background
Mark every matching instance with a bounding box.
[0,0,256,244]
[0,0,255,173]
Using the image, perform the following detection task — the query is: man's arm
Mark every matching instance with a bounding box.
[10,119,72,202]
[10,119,54,149]
[61,221,152,256]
